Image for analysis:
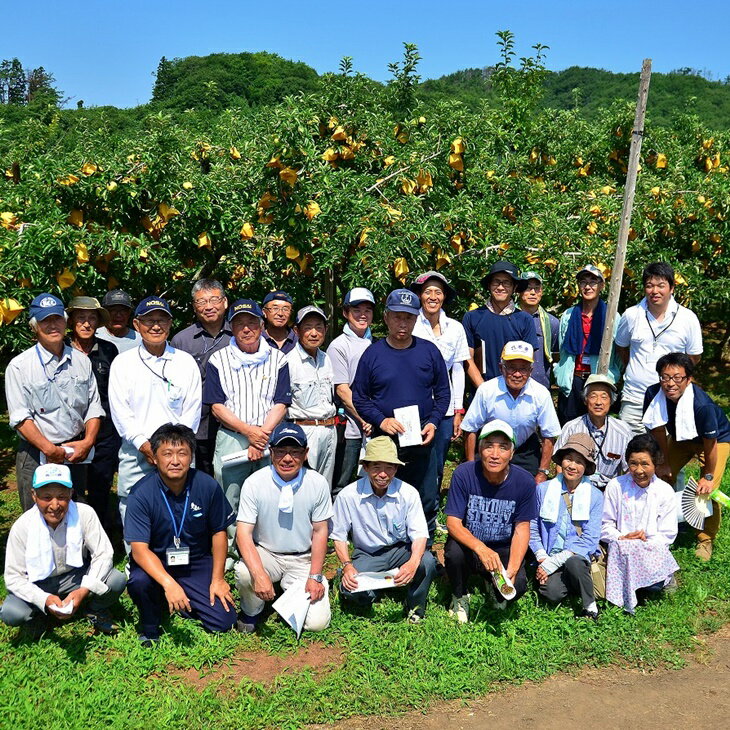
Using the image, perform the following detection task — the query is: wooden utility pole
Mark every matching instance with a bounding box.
[597,59,652,374]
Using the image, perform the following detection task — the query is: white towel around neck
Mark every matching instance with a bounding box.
[540,477,592,524]
[25,501,84,583]
[642,384,698,442]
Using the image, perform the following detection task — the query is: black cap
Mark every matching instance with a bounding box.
[481,260,520,289]
[102,289,133,309]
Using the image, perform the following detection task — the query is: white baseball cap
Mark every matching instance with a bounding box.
[478,419,516,444]
[33,464,73,489]
[500,340,535,363]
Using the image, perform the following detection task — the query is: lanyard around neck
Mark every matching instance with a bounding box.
[35,344,60,383]
[138,345,170,386]
[159,486,189,549]
[644,307,678,342]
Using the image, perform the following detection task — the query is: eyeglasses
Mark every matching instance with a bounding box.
[578,279,601,289]
[265,304,292,314]
[489,279,514,290]
[660,374,689,384]
[271,447,306,457]
[503,363,531,374]
[194,295,225,307]
[137,318,170,328]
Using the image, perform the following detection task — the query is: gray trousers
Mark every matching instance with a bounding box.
[340,543,437,617]
[539,555,595,609]
[0,566,127,627]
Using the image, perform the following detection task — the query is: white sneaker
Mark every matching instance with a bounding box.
[449,595,470,624]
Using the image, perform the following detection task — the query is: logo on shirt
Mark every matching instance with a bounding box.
[466,495,516,544]
[190,502,202,512]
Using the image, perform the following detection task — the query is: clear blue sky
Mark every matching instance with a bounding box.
[6,1,730,108]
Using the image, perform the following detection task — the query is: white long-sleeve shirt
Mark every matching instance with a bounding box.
[600,473,678,546]
[109,343,201,449]
[4,503,113,612]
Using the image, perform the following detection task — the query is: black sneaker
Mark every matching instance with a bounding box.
[236,611,263,634]
[579,608,600,621]
[86,610,120,636]
[138,632,160,648]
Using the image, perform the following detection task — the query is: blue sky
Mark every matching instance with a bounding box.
[6,1,729,108]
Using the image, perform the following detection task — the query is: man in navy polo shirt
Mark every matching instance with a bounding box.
[125,423,237,646]
[262,290,298,354]
[352,288,450,541]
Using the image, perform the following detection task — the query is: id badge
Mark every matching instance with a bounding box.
[166,546,190,566]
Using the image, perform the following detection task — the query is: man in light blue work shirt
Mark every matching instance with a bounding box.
[331,436,436,623]
[461,341,561,480]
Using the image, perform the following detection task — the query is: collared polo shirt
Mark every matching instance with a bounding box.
[125,468,235,561]
[96,326,142,353]
[331,476,428,553]
[263,327,298,354]
[285,343,336,421]
[5,343,104,443]
[616,297,703,404]
[461,375,561,446]
[237,466,333,554]
[171,322,233,440]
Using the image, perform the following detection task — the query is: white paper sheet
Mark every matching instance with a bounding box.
[40,445,95,466]
[393,405,422,447]
[350,568,399,593]
[48,599,74,615]
[220,448,270,467]
[272,583,311,638]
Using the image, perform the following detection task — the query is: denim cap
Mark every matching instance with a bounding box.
[30,293,65,322]
[135,296,171,318]
[270,422,308,448]
[262,290,293,306]
[228,299,263,322]
[385,288,419,315]
[478,419,516,444]
[501,340,535,363]
[343,287,375,307]
[33,464,73,489]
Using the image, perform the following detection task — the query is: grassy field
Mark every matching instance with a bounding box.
[0,373,729,729]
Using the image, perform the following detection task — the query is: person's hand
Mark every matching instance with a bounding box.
[452,413,463,440]
[247,446,265,461]
[697,477,714,495]
[58,587,90,618]
[341,564,359,592]
[476,545,502,573]
[394,558,419,586]
[62,440,92,463]
[361,421,373,436]
[43,444,67,464]
[620,530,647,541]
[421,423,436,445]
[163,580,192,614]
[655,462,672,482]
[535,566,549,585]
[252,573,275,602]
[139,441,155,466]
[306,578,325,603]
[45,594,65,614]
[245,426,270,451]
[209,577,236,611]
[380,418,405,435]
[535,471,548,484]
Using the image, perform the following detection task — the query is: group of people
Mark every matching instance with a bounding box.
[2,257,727,640]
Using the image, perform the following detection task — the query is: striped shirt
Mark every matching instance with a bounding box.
[204,340,292,426]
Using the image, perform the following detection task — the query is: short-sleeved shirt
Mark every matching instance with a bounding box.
[285,344,336,421]
[327,330,372,439]
[237,466,333,554]
[263,327,298,354]
[96,326,142,353]
[643,383,730,444]
[125,469,235,561]
[445,461,537,547]
[461,306,539,380]
[331,477,428,553]
[615,297,703,404]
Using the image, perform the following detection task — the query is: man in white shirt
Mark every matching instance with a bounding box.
[615,262,703,433]
[461,341,561,480]
[326,287,374,496]
[96,289,142,353]
[332,437,436,623]
[234,423,332,633]
[109,296,202,531]
[286,305,337,486]
[0,464,126,636]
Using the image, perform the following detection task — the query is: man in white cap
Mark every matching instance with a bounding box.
[327,287,375,496]
[461,341,561,480]
[332,436,437,623]
[553,374,633,490]
[0,464,126,635]
[444,420,537,623]
[286,304,337,485]
[4,292,104,512]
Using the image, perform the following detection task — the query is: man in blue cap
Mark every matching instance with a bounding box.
[5,293,104,511]
[108,296,202,535]
[235,422,333,633]
[352,288,450,541]
[261,290,298,354]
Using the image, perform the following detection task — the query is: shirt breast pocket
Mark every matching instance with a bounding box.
[317,375,334,403]
[29,380,61,416]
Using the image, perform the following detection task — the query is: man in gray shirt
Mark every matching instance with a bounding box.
[171,279,232,475]
[96,289,142,353]
[5,293,104,511]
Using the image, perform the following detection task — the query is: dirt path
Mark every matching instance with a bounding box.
[326,627,730,730]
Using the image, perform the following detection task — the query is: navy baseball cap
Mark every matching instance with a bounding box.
[385,288,420,315]
[343,287,375,307]
[481,260,520,288]
[135,296,172,317]
[102,289,133,309]
[30,293,66,321]
[270,422,308,448]
[262,290,293,306]
[228,298,263,321]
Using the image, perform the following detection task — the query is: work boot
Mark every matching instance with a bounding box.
[695,536,713,561]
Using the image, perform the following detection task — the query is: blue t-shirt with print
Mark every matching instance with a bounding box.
[445,461,537,547]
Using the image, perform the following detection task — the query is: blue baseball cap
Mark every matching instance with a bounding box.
[135,296,172,317]
[270,422,308,448]
[262,290,293,306]
[33,464,73,489]
[30,293,65,322]
[228,298,263,321]
[343,287,375,307]
[385,288,419,315]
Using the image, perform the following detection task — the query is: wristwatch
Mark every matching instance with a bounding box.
[703,474,715,482]
[537,468,550,476]
[308,573,324,583]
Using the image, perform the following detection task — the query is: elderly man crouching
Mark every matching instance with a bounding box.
[0,464,126,635]
[332,436,437,623]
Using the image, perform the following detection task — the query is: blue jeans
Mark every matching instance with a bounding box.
[396,442,438,544]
